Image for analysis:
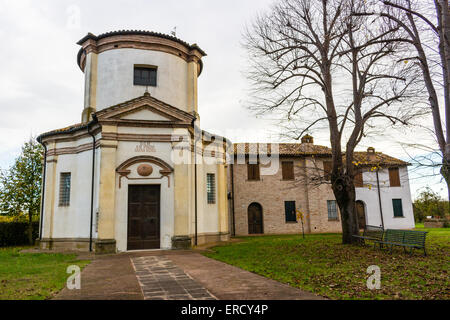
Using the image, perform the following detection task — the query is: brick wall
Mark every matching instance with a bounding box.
[232,156,342,235]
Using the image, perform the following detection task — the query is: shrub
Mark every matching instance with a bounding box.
[413,188,449,222]
[0,221,39,247]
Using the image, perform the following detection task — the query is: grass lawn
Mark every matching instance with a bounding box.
[204,225,450,300]
[0,247,90,300]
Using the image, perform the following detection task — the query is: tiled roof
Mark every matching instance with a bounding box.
[233,143,408,166]
[37,122,92,142]
[352,152,409,166]
[77,30,206,55]
[233,143,332,156]
[76,30,206,71]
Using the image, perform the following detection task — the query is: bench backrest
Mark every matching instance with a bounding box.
[363,225,384,240]
[402,230,428,247]
[384,229,405,243]
[384,229,428,246]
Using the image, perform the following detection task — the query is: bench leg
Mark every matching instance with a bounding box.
[423,247,427,257]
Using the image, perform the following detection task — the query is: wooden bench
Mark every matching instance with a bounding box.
[375,229,428,256]
[352,225,384,245]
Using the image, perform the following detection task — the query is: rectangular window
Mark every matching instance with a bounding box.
[282,161,295,180]
[59,173,71,207]
[354,172,364,188]
[247,163,260,181]
[206,173,216,204]
[392,199,404,217]
[134,66,157,86]
[327,200,338,220]
[284,201,297,222]
[389,167,401,187]
[323,161,332,181]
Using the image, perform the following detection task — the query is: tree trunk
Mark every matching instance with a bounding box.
[441,154,450,215]
[332,173,359,244]
[28,210,33,245]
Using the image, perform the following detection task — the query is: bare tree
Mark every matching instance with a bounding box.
[244,0,421,243]
[372,0,450,205]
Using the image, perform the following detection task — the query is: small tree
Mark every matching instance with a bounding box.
[413,187,449,221]
[0,138,43,244]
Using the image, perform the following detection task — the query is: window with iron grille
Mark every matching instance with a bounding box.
[59,173,71,207]
[207,173,216,204]
[327,200,338,220]
[134,66,157,86]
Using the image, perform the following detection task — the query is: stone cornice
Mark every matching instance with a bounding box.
[77,31,206,75]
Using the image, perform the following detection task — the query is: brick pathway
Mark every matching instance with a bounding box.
[54,250,324,300]
[131,256,216,300]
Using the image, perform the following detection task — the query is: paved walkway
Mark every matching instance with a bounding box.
[132,256,216,300]
[55,250,323,300]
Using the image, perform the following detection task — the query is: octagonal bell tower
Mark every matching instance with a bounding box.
[76,30,206,123]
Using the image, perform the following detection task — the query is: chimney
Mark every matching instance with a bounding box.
[367,147,376,161]
[301,134,314,144]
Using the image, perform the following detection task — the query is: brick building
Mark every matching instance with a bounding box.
[229,135,415,236]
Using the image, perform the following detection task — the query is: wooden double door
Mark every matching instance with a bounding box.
[127,185,161,250]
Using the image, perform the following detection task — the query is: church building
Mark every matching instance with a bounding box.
[37,31,229,253]
[37,30,415,253]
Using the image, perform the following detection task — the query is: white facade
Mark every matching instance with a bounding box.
[95,49,190,111]
[356,166,415,229]
[38,31,229,253]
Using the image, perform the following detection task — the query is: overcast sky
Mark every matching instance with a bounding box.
[0,0,446,199]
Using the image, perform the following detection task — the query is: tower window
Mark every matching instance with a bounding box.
[134,66,157,86]
[207,174,216,204]
[59,173,71,207]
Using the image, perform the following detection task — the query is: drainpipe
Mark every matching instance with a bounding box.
[37,140,47,241]
[87,123,96,252]
[231,163,236,237]
[376,169,385,229]
[192,118,198,246]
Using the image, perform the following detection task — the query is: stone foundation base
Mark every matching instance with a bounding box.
[171,236,192,249]
[191,232,231,246]
[38,238,116,254]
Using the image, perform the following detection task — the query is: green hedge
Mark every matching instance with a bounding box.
[0,222,39,247]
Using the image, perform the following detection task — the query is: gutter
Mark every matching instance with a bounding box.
[376,169,385,229]
[192,117,198,246]
[37,140,47,241]
[87,123,96,252]
[231,163,236,237]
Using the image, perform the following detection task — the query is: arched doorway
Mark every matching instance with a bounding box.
[248,203,263,234]
[356,201,366,229]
